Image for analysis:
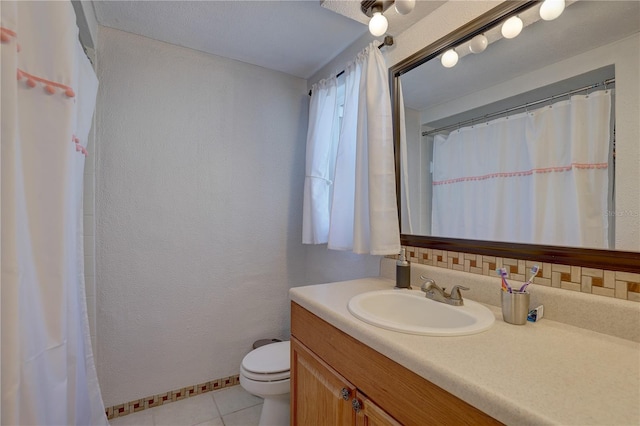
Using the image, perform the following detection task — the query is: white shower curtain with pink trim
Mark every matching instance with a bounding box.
[432,90,611,248]
[1,2,107,425]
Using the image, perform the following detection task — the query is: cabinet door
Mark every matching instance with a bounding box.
[291,337,355,426]
[354,391,401,426]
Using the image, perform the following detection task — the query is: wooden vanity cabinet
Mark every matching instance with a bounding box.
[291,338,355,425]
[353,391,402,426]
[290,302,501,426]
[291,337,400,426]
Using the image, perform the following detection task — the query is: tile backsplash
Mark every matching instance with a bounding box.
[389,246,640,303]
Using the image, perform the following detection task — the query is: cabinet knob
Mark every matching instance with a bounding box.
[352,398,362,413]
[340,388,350,400]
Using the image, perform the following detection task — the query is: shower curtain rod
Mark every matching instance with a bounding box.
[308,36,394,96]
[422,78,615,137]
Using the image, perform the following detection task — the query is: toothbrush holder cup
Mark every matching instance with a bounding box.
[501,291,530,325]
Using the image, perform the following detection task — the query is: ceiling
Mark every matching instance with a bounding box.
[92,0,443,80]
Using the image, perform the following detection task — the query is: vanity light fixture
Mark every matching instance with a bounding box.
[441,49,459,68]
[369,7,389,36]
[442,4,560,69]
[468,34,488,53]
[539,0,565,21]
[394,0,415,15]
[361,0,415,36]
[501,15,523,39]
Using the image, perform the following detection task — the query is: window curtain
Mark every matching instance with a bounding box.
[1,1,107,425]
[302,77,339,244]
[327,58,361,250]
[303,42,400,255]
[432,90,611,248]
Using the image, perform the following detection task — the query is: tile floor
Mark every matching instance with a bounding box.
[108,386,263,426]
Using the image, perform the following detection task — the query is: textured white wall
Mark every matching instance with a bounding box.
[94,26,379,406]
[612,34,640,251]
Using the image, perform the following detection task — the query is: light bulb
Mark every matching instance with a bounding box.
[540,0,565,21]
[369,12,388,37]
[441,49,458,68]
[501,16,523,39]
[394,0,415,15]
[468,34,488,53]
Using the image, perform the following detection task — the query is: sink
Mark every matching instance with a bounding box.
[347,289,495,336]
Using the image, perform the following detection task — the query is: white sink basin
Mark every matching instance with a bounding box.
[347,289,495,336]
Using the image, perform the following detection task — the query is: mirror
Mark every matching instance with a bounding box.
[390,0,640,272]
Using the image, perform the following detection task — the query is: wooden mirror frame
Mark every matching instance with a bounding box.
[389,0,640,273]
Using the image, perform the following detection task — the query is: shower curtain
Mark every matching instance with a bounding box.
[431,90,611,248]
[1,2,107,425]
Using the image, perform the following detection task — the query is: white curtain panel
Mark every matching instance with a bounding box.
[432,90,611,248]
[302,77,338,244]
[328,58,361,250]
[328,43,400,255]
[1,2,106,425]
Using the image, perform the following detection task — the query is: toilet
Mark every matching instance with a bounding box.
[239,340,290,426]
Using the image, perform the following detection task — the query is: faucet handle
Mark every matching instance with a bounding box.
[449,285,469,300]
[419,276,437,292]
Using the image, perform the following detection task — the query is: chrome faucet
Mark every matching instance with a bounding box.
[420,276,469,306]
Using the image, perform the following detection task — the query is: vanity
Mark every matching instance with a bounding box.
[290,296,498,425]
[289,261,640,425]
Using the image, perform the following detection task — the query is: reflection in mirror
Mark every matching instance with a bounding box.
[397,0,639,252]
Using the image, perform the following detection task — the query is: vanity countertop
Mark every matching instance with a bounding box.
[289,278,640,426]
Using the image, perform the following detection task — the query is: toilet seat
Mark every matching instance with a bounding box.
[241,341,290,382]
[240,365,290,382]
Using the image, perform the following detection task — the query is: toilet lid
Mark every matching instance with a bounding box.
[241,341,290,374]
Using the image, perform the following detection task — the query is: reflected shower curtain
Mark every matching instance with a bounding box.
[431,91,611,248]
[1,2,107,425]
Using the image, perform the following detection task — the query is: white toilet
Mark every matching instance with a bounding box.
[239,341,290,426]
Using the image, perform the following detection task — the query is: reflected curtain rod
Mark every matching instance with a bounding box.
[308,36,394,96]
[422,78,616,137]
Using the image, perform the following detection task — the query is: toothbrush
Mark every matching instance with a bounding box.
[518,265,540,292]
[496,267,512,293]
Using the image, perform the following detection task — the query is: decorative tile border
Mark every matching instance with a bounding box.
[105,374,240,420]
[389,246,640,303]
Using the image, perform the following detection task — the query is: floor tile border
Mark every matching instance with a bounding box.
[105,374,240,420]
